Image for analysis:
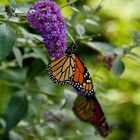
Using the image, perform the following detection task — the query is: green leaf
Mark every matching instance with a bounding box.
[70,5,79,12]
[129,52,140,58]
[5,94,28,133]
[0,84,11,115]
[83,5,90,13]
[0,68,26,87]
[123,47,130,54]
[84,42,116,55]
[10,0,17,6]
[113,59,125,77]
[12,47,23,68]
[85,19,98,26]
[32,48,48,65]
[133,30,139,42]
[27,59,46,80]
[0,24,16,61]
[76,24,85,36]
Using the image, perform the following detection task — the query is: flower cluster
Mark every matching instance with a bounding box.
[97,55,115,70]
[27,0,66,59]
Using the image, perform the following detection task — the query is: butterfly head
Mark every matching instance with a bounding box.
[66,44,77,54]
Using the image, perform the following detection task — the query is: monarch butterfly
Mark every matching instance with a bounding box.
[47,46,95,96]
[73,95,109,137]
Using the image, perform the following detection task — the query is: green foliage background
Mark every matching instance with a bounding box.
[0,0,140,140]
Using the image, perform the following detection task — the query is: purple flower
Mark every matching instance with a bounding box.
[43,112,60,122]
[27,0,66,59]
[96,55,115,70]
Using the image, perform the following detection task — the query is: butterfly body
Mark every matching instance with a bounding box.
[47,52,95,96]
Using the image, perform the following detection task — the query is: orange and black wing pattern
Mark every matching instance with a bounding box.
[71,54,94,95]
[47,53,94,96]
[73,95,109,137]
[47,54,74,84]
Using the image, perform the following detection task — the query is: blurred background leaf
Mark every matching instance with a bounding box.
[4,93,28,134]
[0,24,16,61]
[113,59,125,77]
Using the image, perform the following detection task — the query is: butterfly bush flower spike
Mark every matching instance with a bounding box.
[27,0,66,59]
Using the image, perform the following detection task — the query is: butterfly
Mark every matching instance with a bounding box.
[73,95,109,137]
[47,45,95,96]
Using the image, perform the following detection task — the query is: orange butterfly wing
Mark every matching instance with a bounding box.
[47,53,94,96]
[73,95,109,137]
[47,54,74,84]
[71,54,94,95]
